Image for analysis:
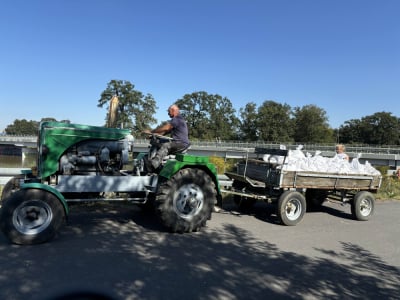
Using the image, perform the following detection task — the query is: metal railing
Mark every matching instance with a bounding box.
[2,135,400,155]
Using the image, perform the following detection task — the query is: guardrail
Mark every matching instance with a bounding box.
[2,135,400,154]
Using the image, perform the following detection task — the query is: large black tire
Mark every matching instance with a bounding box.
[305,189,328,211]
[351,191,375,221]
[155,168,216,233]
[232,181,256,211]
[1,175,25,203]
[0,189,66,245]
[277,191,306,226]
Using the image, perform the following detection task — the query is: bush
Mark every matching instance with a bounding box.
[377,175,400,200]
[209,156,236,174]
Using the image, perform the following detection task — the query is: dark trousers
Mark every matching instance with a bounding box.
[151,141,189,169]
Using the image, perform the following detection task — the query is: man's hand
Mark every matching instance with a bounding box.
[142,129,152,135]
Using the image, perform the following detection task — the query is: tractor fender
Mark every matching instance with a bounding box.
[159,157,221,193]
[21,183,69,216]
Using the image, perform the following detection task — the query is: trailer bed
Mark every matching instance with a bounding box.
[234,159,382,191]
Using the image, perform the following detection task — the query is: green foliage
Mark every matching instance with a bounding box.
[239,102,259,141]
[257,100,294,142]
[5,119,39,135]
[375,166,390,176]
[339,112,400,145]
[176,91,240,140]
[208,156,236,174]
[377,176,400,200]
[97,80,157,134]
[293,104,334,143]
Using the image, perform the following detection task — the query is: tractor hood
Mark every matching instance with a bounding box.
[37,122,131,179]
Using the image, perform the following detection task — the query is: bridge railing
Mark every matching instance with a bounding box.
[2,136,400,155]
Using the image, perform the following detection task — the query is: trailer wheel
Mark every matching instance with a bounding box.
[351,191,375,221]
[305,189,328,211]
[277,191,306,226]
[232,181,256,211]
[0,189,66,245]
[155,168,216,233]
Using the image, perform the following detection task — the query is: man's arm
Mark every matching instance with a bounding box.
[152,122,173,135]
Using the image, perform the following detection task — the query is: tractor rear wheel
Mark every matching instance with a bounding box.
[155,168,216,233]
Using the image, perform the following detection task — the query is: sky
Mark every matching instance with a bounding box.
[0,0,399,133]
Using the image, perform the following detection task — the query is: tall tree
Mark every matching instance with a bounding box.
[338,119,363,144]
[359,112,400,145]
[292,104,334,143]
[257,100,293,142]
[339,112,400,145]
[176,91,239,140]
[239,102,259,141]
[97,80,157,134]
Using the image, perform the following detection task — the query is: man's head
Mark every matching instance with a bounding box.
[168,104,180,118]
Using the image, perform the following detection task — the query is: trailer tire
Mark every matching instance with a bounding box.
[155,168,216,233]
[277,191,306,226]
[0,189,65,245]
[351,191,375,221]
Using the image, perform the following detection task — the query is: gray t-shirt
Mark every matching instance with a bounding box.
[170,115,190,146]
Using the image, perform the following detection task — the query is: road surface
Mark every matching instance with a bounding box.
[0,200,399,300]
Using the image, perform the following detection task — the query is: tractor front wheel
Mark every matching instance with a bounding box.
[0,189,66,245]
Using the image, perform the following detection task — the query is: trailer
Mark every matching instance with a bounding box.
[222,147,382,225]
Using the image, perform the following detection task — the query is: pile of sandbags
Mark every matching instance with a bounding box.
[264,145,381,176]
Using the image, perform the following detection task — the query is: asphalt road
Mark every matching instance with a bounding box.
[0,200,399,300]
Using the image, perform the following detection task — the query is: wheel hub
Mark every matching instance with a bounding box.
[13,200,53,235]
[285,200,301,220]
[174,184,204,219]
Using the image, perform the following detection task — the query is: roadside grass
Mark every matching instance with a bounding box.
[377,176,400,200]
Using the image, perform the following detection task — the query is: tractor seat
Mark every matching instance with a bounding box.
[165,145,191,160]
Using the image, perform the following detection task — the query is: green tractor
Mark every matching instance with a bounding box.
[0,121,220,245]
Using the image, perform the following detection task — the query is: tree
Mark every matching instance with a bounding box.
[257,100,293,142]
[97,80,157,134]
[338,119,363,144]
[239,102,259,141]
[176,91,239,140]
[359,112,400,145]
[5,119,39,135]
[292,104,334,143]
[339,112,400,145]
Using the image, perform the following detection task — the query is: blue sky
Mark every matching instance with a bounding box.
[0,0,399,132]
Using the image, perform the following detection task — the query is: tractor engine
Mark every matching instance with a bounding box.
[58,137,133,175]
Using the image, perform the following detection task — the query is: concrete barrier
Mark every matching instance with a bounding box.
[0,168,31,185]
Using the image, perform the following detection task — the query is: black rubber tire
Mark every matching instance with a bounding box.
[305,189,328,211]
[1,175,25,203]
[232,181,256,211]
[351,191,375,221]
[0,189,66,245]
[277,191,306,226]
[155,168,216,233]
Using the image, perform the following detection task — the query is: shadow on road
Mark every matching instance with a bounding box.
[0,203,398,300]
